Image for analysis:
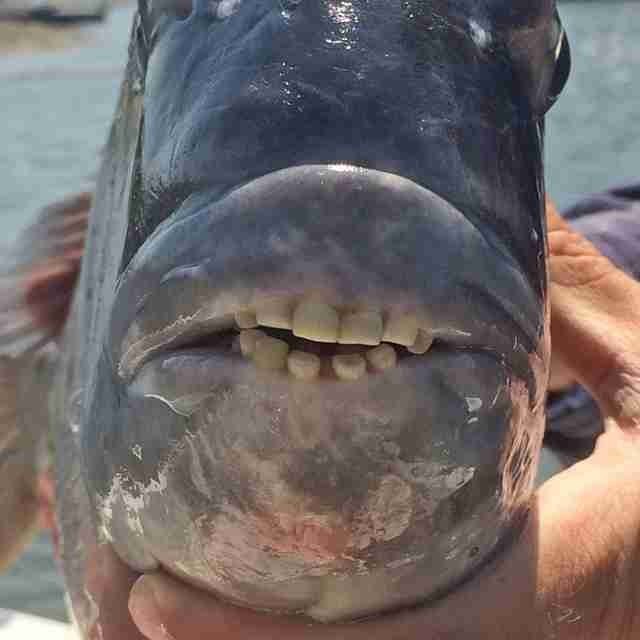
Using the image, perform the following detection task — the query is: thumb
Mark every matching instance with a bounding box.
[129,573,350,640]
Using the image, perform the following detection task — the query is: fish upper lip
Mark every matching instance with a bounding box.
[116,286,483,385]
[110,165,544,386]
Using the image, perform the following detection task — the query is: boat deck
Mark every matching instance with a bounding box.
[0,609,77,638]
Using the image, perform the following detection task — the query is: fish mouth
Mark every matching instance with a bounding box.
[95,165,547,619]
[129,320,479,417]
[110,164,544,401]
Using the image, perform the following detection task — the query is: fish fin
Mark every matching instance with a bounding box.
[0,191,90,358]
[0,191,90,571]
[0,354,48,571]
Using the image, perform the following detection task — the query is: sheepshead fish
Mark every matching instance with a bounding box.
[0,0,571,632]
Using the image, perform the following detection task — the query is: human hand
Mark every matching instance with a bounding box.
[92,200,640,640]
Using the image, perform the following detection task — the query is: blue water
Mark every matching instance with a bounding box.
[0,1,638,623]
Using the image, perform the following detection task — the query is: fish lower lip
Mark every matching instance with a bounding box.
[129,340,503,418]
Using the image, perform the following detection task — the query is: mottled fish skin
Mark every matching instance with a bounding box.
[34,0,570,634]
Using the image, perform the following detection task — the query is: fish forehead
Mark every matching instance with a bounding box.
[127,0,555,289]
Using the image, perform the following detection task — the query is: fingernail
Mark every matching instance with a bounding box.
[612,380,640,430]
[130,575,173,640]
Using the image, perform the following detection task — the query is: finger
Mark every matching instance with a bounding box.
[130,574,332,640]
[546,201,640,428]
[129,562,539,640]
[84,545,147,640]
[129,572,434,640]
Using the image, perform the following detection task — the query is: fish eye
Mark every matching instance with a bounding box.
[545,30,571,110]
[508,9,571,116]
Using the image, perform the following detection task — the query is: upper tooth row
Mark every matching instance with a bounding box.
[234,302,433,350]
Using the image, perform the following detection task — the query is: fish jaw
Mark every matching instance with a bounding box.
[83,165,549,621]
[111,166,543,385]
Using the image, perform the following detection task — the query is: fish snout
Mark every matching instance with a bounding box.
[92,164,549,622]
[112,165,542,388]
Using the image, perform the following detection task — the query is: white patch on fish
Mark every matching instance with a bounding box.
[469,19,492,50]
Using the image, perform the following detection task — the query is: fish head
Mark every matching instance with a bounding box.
[80,0,570,623]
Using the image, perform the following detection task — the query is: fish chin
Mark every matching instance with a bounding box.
[86,165,548,622]
[113,348,543,622]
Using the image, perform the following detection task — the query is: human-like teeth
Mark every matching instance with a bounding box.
[382,315,419,346]
[234,311,258,329]
[332,354,366,381]
[292,301,340,343]
[366,344,397,371]
[408,330,434,355]
[239,329,266,357]
[253,335,290,370]
[256,301,292,330]
[287,351,322,381]
[338,311,383,346]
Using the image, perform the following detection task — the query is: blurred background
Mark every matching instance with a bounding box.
[0,0,638,624]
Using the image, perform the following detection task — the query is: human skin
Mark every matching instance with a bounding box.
[64,201,640,640]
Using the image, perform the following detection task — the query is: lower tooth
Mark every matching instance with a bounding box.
[235,311,258,329]
[288,351,321,381]
[332,354,366,381]
[366,344,397,371]
[408,330,434,355]
[239,329,265,357]
[253,336,290,371]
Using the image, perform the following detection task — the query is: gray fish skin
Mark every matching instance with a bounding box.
[43,0,569,632]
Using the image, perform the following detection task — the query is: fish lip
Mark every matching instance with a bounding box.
[110,164,544,388]
[128,341,518,420]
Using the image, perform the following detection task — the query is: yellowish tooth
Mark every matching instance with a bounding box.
[235,311,258,329]
[366,344,397,371]
[287,351,321,381]
[292,301,339,343]
[382,315,419,347]
[239,329,266,357]
[408,330,434,355]
[332,354,366,381]
[338,311,383,345]
[253,335,290,371]
[256,301,292,330]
